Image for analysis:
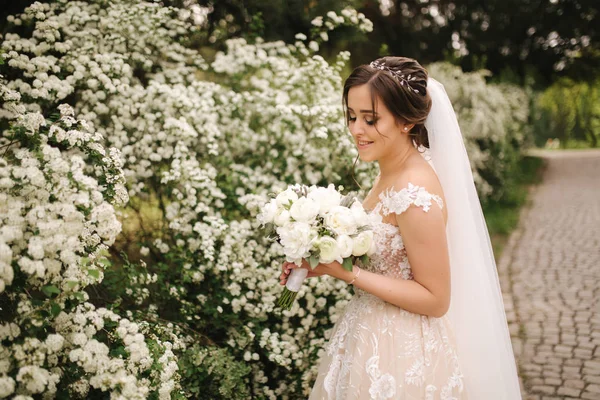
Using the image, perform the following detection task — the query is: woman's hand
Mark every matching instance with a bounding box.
[279,259,352,286]
[279,260,324,286]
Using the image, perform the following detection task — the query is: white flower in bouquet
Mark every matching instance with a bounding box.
[316,236,341,264]
[257,183,376,310]
[289,197,320,223]
[275,188,298,207]
[307,184,341,214]
[336,235,354,259]
[273,208,291,227]
[257,199,278,225]
[352,230,376,257]
[276,222,317,266]
[350,199,369,226]
[325,205,358,236]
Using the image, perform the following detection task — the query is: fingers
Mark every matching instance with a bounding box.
[281,261,296,272]
[279,262,294,285]
[279,261,324,285]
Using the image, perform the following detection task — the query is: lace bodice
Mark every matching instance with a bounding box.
[359,182,444,284]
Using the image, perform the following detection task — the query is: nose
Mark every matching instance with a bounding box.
[349,119,365,137]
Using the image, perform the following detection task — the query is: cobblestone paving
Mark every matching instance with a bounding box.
[497,149,600,400]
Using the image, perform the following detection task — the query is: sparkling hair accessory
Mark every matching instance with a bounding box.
[369,60,421,94]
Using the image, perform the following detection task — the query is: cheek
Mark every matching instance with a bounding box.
[373,120,396,143]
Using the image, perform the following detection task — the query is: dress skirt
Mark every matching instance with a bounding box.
[309,290,468,400]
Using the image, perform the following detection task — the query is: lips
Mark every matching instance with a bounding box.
[357,140,374,149]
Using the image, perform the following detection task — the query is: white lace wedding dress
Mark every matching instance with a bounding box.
[309,183,468,400]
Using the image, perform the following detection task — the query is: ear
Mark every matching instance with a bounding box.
[395,119,416,132]
[402,123,416,132]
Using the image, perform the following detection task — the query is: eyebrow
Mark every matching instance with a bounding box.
[347,107,378,114]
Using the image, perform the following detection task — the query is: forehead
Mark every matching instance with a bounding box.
[347,84,380,113]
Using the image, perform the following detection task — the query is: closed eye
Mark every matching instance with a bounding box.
[348,117,376,126]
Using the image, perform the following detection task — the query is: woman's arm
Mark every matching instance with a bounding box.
[333,264,448,318]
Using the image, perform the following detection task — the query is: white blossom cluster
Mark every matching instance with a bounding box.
[0,301,181,399]
[310,8,374,45]
[0,74,181,398]
[0,79,127,295]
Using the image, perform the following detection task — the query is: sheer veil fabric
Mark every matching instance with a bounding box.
[425,78,522,399]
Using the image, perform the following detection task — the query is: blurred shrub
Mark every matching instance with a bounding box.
[534,78,600,148]
[427,63,532,203]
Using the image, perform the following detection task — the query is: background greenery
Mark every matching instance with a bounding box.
[2,0,598,149]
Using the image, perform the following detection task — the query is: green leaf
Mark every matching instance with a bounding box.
[73,292,85,301]
[88,269,100,279]
[360,254,369,264]
[66,280,78,289]
[42,285,60,297]
[308,254,320,269]
[109,345,128,358]
[97,257,111,268]
[50,301,62,317]
[342,257,353,271]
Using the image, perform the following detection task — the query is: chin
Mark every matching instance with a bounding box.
[358,150,378,162]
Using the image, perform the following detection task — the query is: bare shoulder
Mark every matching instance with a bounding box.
[390,152,448,224]
[393,152,445,201]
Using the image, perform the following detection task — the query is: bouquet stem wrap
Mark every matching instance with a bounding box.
[277,268,309,310]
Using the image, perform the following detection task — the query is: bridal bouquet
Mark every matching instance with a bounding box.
[257,184,376,310]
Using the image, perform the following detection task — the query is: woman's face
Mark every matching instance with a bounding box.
[347,84,405,162]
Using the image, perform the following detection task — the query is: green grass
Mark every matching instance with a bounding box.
[543,139,597,150]
[561,139,597,149]
[483,156,546,261]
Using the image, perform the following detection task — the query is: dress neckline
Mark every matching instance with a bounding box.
[361,183,445,229]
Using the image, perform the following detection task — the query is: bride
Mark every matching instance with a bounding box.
[279,56,522,399]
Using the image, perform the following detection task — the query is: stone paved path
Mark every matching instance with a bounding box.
[497,149,600,400]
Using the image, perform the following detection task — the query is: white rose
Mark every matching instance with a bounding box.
[307,184,342,214]
[350,199,369,226]
[273,209,291,226]
[317,236,341,264]
[325,206,357,236]
[289,197,320,223]
[336,235,354,259]
[257,199,278,225]
[276,222,317,265]
[275,188,298,207]
[352,230,374,256]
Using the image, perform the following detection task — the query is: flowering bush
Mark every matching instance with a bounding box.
[0,79,182,399]
[0,1,528,398]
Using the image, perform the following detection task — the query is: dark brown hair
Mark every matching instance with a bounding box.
[343,56,432,147]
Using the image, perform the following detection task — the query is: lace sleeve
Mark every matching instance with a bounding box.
[378,182,444,215]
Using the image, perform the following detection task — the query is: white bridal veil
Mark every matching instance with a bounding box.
[425,78,522,399]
